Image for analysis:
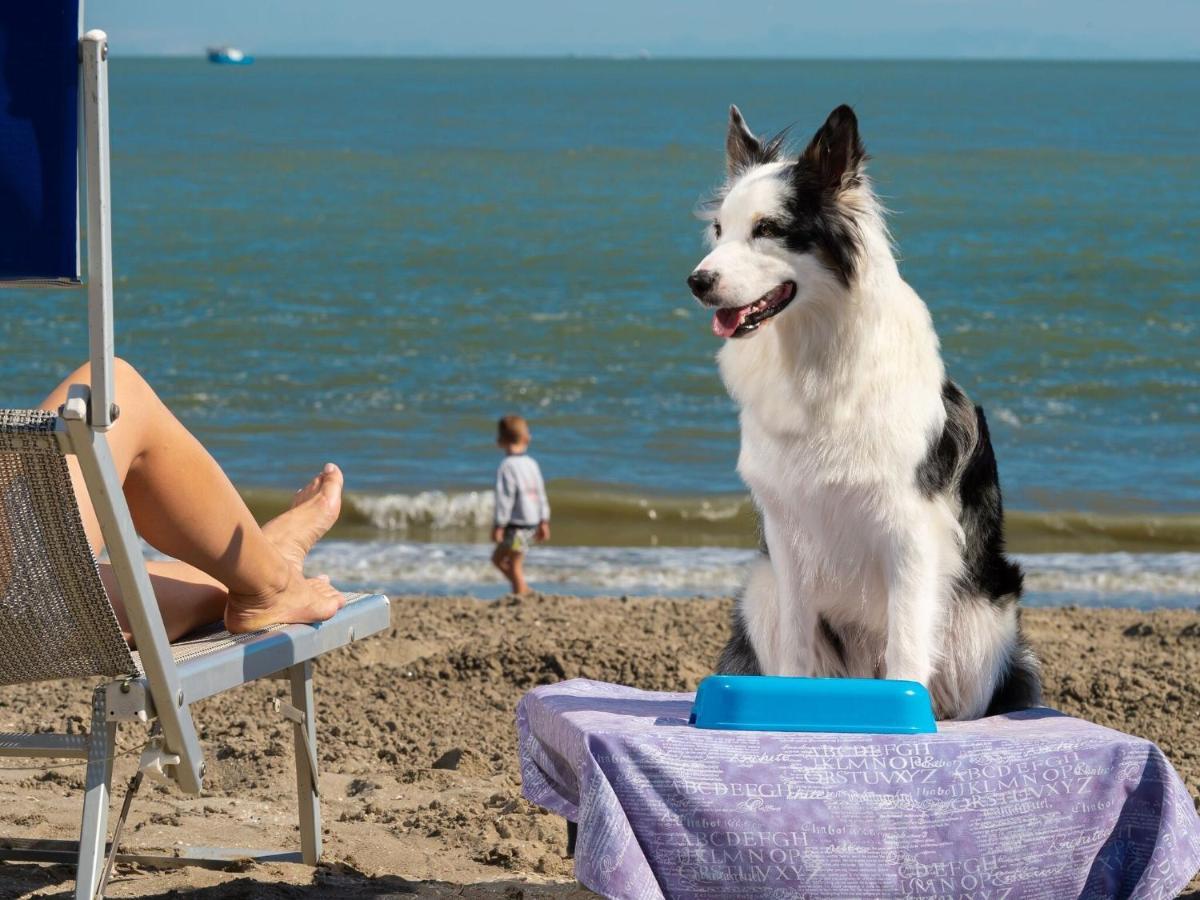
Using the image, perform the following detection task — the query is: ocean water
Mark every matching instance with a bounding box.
[4,59,1198,604]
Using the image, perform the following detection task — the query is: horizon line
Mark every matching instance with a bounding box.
[114,52,1200,63]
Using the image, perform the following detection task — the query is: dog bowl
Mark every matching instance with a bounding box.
[689,675,937,734]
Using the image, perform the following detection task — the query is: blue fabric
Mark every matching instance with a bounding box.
[0,2,80,283]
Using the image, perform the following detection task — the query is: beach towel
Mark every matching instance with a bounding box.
[518,678,1200,899]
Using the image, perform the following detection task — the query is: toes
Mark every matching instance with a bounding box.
[292,475,323,508]
[291,465,342,512]
[300,578,336,615]
[315,578,344,610]
[320,465,344,495]
[320,578,346,607]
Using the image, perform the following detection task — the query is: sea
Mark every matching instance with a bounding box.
[3,59,1197,606]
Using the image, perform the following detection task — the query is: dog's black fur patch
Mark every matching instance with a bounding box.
[783,105,867,287]
[718,105,868,287]
[917,379,1024,605]
[916,381,974,497]
[725,104,789,176]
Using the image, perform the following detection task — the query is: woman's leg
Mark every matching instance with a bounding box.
[99,561,227,643]
[41,359,345,640]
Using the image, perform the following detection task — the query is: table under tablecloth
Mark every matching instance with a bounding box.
[517,678,1200,899]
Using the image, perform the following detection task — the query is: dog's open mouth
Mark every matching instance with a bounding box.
[711,282,797,339]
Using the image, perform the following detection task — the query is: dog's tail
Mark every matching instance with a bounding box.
[716,557,766,675]
[984,632,1042,715]
[716,608,762,675]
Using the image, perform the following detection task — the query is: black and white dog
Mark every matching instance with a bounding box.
[688,104,1041,720]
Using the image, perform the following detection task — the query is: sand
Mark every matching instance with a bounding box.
[1,595,1198,899]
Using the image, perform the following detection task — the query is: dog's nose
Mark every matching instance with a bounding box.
[687,270,717,300]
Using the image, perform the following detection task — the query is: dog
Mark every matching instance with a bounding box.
[687,103,1041,720]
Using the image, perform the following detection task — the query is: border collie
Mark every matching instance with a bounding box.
[687,104,1041,719]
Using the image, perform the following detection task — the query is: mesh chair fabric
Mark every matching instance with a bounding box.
[0,409,136,684]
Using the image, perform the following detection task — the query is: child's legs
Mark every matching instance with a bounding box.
[491,544,517,587]
[508,551,529,594]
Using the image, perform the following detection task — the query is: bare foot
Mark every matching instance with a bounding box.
[261,463,344,570]
[225,568,347,633]
[224,463,346,633]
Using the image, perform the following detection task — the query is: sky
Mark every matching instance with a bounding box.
[91,0,1199,60]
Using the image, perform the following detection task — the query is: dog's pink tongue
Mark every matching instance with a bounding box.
[712,306,748,338]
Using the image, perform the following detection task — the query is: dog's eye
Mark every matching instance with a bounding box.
[752,220,782,239]
[713,221,722,238]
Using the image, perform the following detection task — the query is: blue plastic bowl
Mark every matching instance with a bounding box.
[689,675,937,734]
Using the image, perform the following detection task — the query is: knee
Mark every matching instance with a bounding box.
[43,357,153,416]
[74,355,149,394]
[112,356,147,391]
[110,357,161,409]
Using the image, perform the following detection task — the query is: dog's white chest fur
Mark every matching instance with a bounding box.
[717,280,956,679]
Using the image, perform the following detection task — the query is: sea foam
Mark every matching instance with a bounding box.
[300,541,1200,609]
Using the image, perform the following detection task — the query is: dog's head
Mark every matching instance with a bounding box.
[688,104,871,339]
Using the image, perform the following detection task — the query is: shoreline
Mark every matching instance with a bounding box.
[235,486,1200,554]
[233,485,1200,604]
[1,595,1197,897]
[298,541,1200,609]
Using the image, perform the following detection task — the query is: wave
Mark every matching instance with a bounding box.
[1019,552,1200,599]
[298,541,1200,609]
[351,490,495,531]
[240,483,1200,554]
[1005,510,1200,554]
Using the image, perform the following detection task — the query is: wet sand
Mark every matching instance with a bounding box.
[1,595,1197,898]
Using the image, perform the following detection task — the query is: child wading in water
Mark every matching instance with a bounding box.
[491,415,550,595]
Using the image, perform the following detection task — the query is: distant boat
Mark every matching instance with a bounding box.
[207,46,254,65]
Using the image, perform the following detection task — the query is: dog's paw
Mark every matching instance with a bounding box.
[883,657,933,688]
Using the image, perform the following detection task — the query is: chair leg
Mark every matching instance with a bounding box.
[75,689,115,900]
[288,661,321,865]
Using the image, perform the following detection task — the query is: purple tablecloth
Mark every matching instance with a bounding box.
[517,679,1200,899]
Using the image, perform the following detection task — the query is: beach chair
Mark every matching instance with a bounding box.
[0,8,391,898]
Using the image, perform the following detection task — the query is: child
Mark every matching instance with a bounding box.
[491,414,550,595]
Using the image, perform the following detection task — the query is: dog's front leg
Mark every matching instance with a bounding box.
[761,519,820,677]
[775,568,820,678]
[882,526,942,688]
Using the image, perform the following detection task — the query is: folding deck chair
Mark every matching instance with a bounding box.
[0,8,391,898]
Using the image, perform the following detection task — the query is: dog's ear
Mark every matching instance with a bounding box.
[726,105,763,176]
[801,104,866,192]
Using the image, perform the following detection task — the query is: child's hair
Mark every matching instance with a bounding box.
[497,414,530,446]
